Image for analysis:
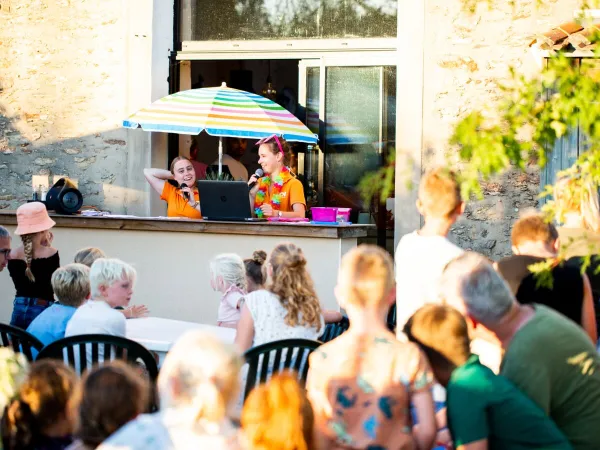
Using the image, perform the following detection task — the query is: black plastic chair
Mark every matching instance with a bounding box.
[319,316,350,343]
[242,338,321,400]
[0,323,44,361]
[387,304,396,332]
[36,334,159,381]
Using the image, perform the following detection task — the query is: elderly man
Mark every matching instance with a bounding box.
[0,225,11,272]
[440,252,600,450]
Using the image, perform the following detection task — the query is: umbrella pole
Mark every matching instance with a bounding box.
[218,137,223,177]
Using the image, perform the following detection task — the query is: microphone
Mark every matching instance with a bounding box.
[180,183,189,201]
[248,169,264,190]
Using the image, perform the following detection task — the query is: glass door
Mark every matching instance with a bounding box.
[299,58,396,248]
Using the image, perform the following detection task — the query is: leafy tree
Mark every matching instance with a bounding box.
[363,1,600,250]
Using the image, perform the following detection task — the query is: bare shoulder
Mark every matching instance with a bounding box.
[35,246,58,259]
[9,247,24,260]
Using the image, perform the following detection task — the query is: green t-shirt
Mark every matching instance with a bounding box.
[501,305,600,450]
[447,354,572,449]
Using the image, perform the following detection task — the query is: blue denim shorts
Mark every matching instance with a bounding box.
[10,297,52,330]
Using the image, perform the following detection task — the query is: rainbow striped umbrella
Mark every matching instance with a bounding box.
[123,83,317,175]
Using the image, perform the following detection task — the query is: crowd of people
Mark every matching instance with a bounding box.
[1,167,600,449]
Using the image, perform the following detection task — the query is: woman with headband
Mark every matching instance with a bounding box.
[248,135,306,219]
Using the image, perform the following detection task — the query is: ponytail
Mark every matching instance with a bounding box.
[1,360,76,450]
[269,243,322,330]
[1,399,38,450]
[21,234,35,282]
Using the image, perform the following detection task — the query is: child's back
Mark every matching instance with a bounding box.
[27,263,90,346]
[308,330,432,449]
[395,168,464,332]
[307,244,436,450]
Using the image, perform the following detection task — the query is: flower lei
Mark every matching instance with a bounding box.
[255,166,291,218]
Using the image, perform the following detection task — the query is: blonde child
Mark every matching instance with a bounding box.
[235,243,324,353]
[395,168,465,333]
[98,331,242,450]
[210,253,247,329]
[306,244,437,450]
[8,202,60,329]
[73,247,106,267]
[73,247,148,319]
[27,263,91,346]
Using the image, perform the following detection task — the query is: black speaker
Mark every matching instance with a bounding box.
[45,178,83,215]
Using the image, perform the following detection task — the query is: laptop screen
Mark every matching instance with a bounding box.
[196,180,253,220]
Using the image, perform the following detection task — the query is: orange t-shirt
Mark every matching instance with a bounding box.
[256,177,306,212]
[160,182,202,219]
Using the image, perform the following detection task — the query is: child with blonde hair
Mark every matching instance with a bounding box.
[241,372,315,450]
[210,253,247,328]
[98,331,242,450]
[27,263,91,346]
[8,202,60,329]
[235,243,324,352]
[73,247,106,268]
[73,247,148,319]
[307,244,436,450]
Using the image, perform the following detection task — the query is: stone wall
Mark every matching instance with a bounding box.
[421,0,580,258]
[0,0,157,214]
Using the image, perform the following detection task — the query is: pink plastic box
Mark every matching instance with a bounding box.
[336,207,351,222]
[311,207,337,222]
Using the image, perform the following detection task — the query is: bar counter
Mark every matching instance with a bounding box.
[0,211,373,325]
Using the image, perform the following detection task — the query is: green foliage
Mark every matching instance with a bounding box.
[358,151,396,206]
[204,170,234,181]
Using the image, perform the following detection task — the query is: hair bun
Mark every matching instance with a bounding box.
[252,250,267,265]
[287,253,306,269]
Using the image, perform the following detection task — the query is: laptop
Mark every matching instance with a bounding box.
[197,180,266,221]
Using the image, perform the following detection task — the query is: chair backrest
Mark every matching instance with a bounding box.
[387,304,396,332]
[319,316,350,343]
[0,323,44,361]
[242,338,321,400]
[36,334,159,380]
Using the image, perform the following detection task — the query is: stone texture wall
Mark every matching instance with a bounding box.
[0,0,133,213]
[421,0,580,258]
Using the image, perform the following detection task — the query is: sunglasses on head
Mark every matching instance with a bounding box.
[256,134,283,154]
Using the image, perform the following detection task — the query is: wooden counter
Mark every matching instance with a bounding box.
[0,211,373,325]
[0,212,370,239]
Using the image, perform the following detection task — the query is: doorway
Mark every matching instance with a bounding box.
[178,57,396,252]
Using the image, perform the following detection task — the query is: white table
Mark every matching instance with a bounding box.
[126,317,236,365]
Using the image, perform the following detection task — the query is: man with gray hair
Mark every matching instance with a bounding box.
[0,225,11,272]
[440,252,600,450]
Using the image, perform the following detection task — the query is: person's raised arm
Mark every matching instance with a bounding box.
[235,303,255,353]
[581,273,598,343]
[143,168,173,196]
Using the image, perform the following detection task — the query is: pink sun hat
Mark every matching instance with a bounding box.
[14,202,56,236]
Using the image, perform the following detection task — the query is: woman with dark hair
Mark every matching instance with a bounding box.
[67,361,150,450]
[248,136,306,219]
[143,157,201,219]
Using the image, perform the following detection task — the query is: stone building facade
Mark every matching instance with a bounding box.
[397,0,581,258]
[0,0,583,256]
[0,0,172,215]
